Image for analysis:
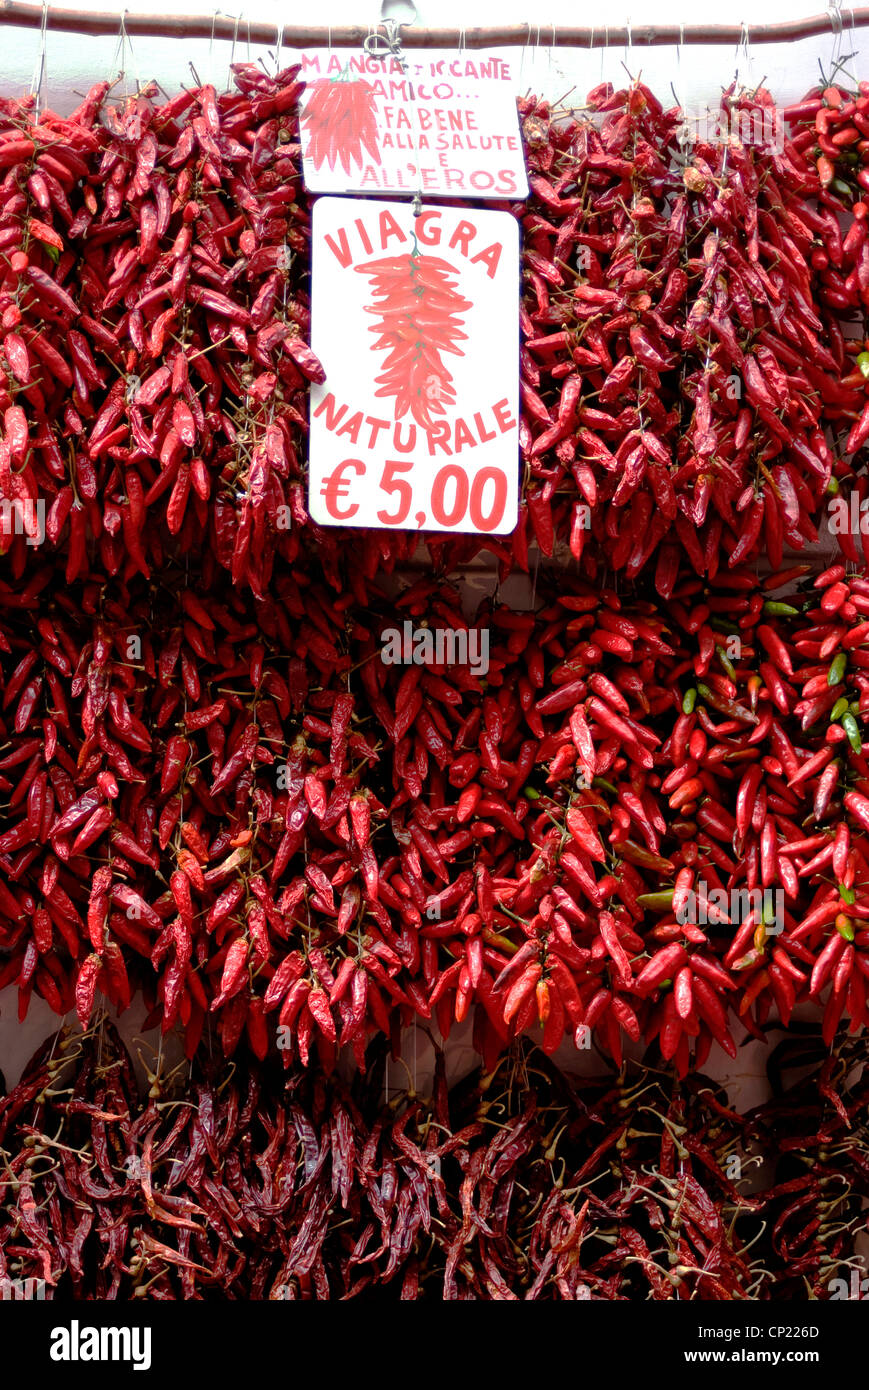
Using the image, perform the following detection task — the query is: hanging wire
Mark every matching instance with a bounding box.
[518,19,532,88]
[274,16,285,74]
[735,17,750,89]
[673,20,690,150]
[829,0,845,70]
[110,8,141,97]
[228,9,241,80]
[129,7,143,91]
[209,8,220,85]
[29,0,48,115]
[110,7,126,86]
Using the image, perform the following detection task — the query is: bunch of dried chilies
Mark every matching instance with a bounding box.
[1,60,869,1299]
[2,561,869,1074]
[1,1024,866,1300]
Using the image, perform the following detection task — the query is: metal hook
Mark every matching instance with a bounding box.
[363,21,403,64]
[274,17,285,73]
[378,0,418,32]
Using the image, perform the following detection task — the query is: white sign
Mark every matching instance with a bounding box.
[296,49,528,200]
[309,198,519,536]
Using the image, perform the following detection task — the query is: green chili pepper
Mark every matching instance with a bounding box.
[762,898,779,927]
[839,884,856,907]
[636,890,675,911]
[717,647,738,682]
[858,351,869,380]
[593,776,619,797]
[523,785,540,800]
[762,600,800,617]
[732,948,763,972]
[830,696,850,722]
[618,840,675,873]
[842,712,862,753]
[836,916,855,942]
[682,687,697,714]
[826,476,840,495]
[828,652,847,687]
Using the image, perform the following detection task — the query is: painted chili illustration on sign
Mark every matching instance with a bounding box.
[356,253,470,429]
[301,74,381,174]
[309,199,519,535]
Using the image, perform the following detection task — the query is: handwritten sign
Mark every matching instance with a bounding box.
[295,49,528,200]
[309,198,519,536]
